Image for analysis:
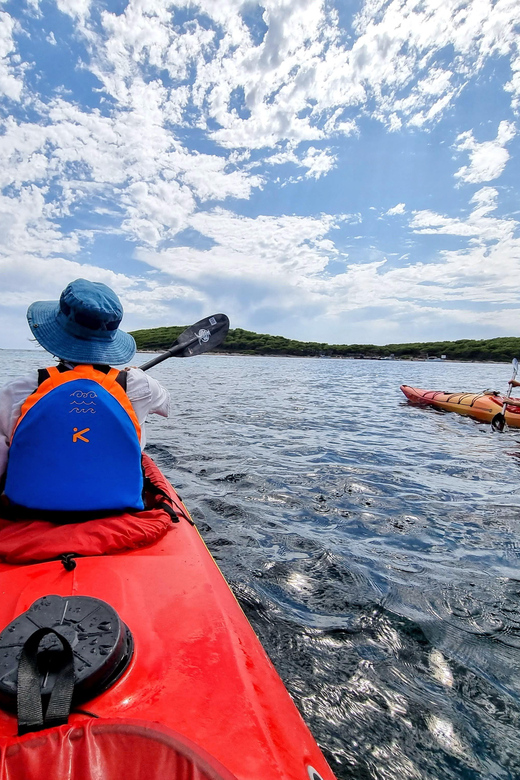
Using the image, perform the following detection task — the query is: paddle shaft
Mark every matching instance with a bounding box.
[139,337,198,371]
[499,364,519,412]
[491,359,519,431]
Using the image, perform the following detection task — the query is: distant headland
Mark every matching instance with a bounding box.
[129,326,520,362]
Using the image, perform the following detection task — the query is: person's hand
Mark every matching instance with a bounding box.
[509,379,520,387]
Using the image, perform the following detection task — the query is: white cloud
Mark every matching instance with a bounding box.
[307,232,520,314]
[470,186,500,215]
[454,121,516,184]
[386,203,406,216]
[0,185,80,258]
[178,153,263,201]
[263,145,336,179]
[121,179,195,245]
[56,0,92,21]
[410,193,515,244]
[0,11,24,101]
[506,52,520,109]
[264,149,300,167]
[301,147,337,179]
[136,208,345,282]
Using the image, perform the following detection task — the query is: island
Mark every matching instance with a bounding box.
[129,327,520,362]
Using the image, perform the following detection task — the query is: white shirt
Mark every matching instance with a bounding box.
[0,367,170,477]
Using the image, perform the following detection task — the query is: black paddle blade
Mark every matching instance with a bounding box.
[491,412,506,432]
[139,313,229,370]
[171,313,230,357]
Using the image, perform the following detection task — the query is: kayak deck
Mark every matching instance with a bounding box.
[400,385,520,428]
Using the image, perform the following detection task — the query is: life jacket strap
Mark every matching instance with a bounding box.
[37,364,127,390]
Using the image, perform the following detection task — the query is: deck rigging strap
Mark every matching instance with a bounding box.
[142,476,193,525]
[17,627,74,735]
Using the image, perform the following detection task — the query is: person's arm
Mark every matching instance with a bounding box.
[0,373,39,476]
[143,374,170,418]
[125,369,169,419]
[503,378,520,404]
[0,395,10,478]
[125,368,170,450]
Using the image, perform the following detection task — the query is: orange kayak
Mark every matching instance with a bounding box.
[400,385,520,427]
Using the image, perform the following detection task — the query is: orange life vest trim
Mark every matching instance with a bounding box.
[12,365,141,442]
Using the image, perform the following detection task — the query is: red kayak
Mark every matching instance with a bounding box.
[0,454,335,780]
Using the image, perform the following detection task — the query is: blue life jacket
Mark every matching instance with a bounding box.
[4,364,144,513]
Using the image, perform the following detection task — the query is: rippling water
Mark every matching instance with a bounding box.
[3,350,520,779]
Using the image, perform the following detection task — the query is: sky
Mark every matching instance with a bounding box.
[0,0,519,348]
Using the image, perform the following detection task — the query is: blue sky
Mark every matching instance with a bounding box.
[0,0,519,347]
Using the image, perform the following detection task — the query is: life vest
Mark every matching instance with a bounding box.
[4,365,144,513]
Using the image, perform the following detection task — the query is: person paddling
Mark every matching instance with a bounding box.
[500,381,520,408]
[0,279,169,515]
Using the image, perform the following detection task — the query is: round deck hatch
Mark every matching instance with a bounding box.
[0,594,133,709]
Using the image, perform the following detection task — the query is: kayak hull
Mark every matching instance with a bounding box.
[400,385,520,428]
[0,457,335,780]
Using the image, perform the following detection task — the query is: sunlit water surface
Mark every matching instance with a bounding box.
[3,350,520,780]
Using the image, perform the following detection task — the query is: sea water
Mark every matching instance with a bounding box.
[2,350,520,779]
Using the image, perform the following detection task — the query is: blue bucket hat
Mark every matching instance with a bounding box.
[27,279,136,365]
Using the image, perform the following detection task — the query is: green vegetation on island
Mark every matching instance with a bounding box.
[130,326,520,363]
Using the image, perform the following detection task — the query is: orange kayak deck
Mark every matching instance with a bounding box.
[400,385,520,428]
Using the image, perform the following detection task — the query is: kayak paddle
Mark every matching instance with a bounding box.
[491,357,519,432]
[139,313,229,371]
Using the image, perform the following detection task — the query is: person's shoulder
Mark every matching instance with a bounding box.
[0,370,39,394]
[124,367,148,381]
[125,367,167,393]
[125,367,162,382]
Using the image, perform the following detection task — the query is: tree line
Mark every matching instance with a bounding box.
[130,326,520,362]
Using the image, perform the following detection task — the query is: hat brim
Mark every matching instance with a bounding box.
[27,301,137,366]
